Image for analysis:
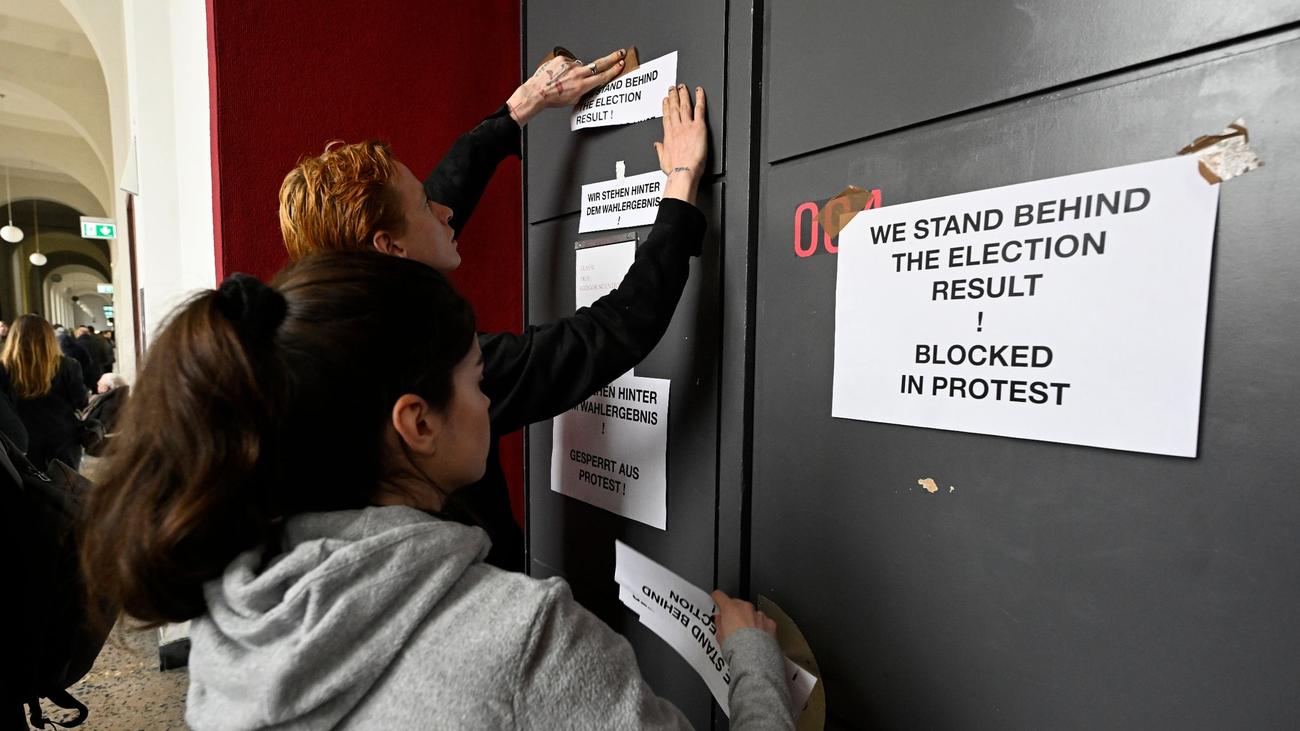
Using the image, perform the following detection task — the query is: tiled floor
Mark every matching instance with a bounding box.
[32,624,189,730]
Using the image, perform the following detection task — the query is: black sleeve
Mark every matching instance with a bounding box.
[423,105,522,237]
[480,198,706,435]
[0,367,28,453]
[60,358,88,410]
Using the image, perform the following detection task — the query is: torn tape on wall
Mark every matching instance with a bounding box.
[818,185,881,239]
[1177,118,1262,184]
[538,45,641,77]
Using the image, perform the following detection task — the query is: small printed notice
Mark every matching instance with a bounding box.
[551,374,670,529]
[576,239,636,309]
[572,51,677,130]
[614,541,818,717]
[579,170,667,234]
[832,156,1220,457]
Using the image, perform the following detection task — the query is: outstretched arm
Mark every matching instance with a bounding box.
[713,590,797,730]
[423,48,628,236]
[479,86,709,434]
[422,107,520,238]
[514,581,795,729]
[514,580,692,729]
[479,198,704,434]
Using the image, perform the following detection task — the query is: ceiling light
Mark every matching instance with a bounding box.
[0,95,22,243]
[1,164,21,243]
[28,200,45,266]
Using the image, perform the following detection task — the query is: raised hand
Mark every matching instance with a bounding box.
[507,48,627,126]
[711,589,777,646]
[656,85,707,206]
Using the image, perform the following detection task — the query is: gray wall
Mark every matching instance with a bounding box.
[523,1,1300,728]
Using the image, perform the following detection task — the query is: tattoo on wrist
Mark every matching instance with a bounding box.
[669,166,693,176]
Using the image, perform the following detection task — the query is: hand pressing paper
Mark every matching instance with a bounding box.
[614,541,817,717]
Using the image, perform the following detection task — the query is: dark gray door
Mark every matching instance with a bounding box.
[522,0,760,724]
[752,14,1300,731]
[523,1,1300,728]
[525,184,723,727]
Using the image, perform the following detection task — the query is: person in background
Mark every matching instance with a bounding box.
[0,320,9,344]
[58,326,100,393]
[100,330,117,371]
[95,372,126,395]
[81,254,793,729]
[85,372,129,439]
[77,324,114,376]
[1,315,88,469]
[102,329,115,369]
[280,51,709,573]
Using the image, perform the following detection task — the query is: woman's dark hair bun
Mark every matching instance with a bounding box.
[81,252,477,626]
[215,272,287,340]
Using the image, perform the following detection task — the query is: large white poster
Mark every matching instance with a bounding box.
[833,156,1219,457]
[551,374,670,529]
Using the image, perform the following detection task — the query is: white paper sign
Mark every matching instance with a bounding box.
[579,170,667,234]
[833,156,1219,457]
[551,374,670,529]
[572,51,678,130]
[784,660,818,714]
[576,239,637,309]
[614,541,818,717]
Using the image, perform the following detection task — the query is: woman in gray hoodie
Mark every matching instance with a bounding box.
[81,252,795,729]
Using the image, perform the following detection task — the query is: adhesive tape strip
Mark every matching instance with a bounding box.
[819,185,879,239]
[1177,118,1262,184]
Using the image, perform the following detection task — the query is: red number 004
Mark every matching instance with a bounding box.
[792,189,882,258]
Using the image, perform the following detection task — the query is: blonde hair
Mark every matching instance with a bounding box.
[279,140,407,261]
[2,315,62,398]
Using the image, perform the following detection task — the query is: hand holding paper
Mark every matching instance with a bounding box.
[615,541,817,719]
[711,589,777,644]
[508,47,627,125]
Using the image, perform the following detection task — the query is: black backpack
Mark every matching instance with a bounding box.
[1,433,112,729]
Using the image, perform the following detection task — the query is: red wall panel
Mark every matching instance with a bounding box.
[206,0,525,524]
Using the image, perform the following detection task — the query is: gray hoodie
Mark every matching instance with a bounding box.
[187,505,794,729]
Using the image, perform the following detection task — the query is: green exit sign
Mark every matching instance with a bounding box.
[79,217,116,239]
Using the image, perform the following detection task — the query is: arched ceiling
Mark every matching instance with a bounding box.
[1,199,110,268]
[44,266,110,321]
[0,0,114,227]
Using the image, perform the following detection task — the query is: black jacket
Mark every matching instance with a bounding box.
[5,357,88,469]
[0,368,28,452]
[59,335,100,392]
[78,333,114,374]
[424,106,705,571]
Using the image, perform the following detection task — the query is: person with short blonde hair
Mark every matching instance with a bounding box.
[280,140,405,262]
[280,48,631,269]
[280,51,712,574]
